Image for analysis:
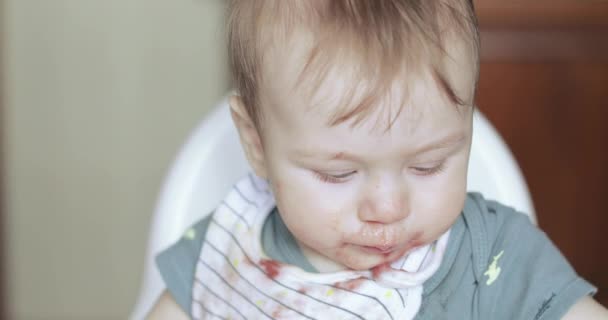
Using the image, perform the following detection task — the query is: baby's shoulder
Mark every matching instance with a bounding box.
[154,213,214,316]
[459,193,596,319]
[461,192,546,278]
[463,192,537,243]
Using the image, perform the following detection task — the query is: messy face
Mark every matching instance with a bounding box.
[254,66,474,272]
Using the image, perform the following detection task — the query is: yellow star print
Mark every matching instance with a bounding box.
[183,228,196,240]
[484,250,504,285]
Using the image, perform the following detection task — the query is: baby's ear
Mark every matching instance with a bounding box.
[229,95,268,179]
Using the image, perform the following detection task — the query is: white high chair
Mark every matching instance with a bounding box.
[130,96,536,319]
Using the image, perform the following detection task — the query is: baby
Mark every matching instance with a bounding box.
[147,1,607,319]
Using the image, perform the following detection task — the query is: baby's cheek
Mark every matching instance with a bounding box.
[334,246,354,267]
[329,216,342,233]
[271,179,282,194]
[334,246,372,270]
[290,221,340,254]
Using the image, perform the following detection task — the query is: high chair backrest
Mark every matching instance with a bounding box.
[130,96,536,319]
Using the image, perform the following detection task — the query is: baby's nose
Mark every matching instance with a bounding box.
[357,182,409,224]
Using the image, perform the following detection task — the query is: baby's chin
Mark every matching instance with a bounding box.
[338,257,389,272]
[333,250,396,271]
[308,249,381,272]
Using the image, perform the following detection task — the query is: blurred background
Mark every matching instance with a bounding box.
[0,0,606,319]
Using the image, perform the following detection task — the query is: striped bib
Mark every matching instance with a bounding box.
[191,174,450,319]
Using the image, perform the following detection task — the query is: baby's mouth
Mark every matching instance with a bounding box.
[359,244,397,255]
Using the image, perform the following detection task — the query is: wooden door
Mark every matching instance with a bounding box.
[475,0,608,306]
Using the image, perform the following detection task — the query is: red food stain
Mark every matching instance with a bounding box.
[410,240,423,248]
[408,231,424,249]
[371,262,391,279]
[272,307,284,318]
[259,259,281,279]
[334,277,366,291]
[297,287,308,295]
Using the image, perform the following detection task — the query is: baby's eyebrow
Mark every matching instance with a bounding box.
[292,149,337,160]
[292,133,467,161]
[411,133,467,156]
[291,148,355,161]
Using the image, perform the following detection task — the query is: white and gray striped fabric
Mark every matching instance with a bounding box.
[192,174,450,320]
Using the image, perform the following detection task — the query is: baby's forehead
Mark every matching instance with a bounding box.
[259,33,477,130]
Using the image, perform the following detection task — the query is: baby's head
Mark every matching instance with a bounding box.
[228,0,480,272]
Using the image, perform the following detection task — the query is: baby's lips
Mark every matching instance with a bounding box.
[363,244,396,253]
[345,225,406,245]
[348,235,405,252]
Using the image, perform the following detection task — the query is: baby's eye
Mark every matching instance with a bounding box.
[313,170,356,184]
[411,162,446,176]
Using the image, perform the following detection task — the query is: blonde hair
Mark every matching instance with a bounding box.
[228,0,480,129]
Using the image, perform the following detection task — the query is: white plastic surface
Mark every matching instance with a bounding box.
[468,111,536,223]
[130,97,535,319]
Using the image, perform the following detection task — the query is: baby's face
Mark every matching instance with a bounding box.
[256,68,474,272]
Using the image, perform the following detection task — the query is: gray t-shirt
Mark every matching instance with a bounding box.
[156,193,596,319]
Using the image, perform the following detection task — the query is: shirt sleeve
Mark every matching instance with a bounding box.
[480,204,597,320]
[155,215,212,315]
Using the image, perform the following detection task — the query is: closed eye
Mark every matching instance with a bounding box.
[313,170,356,184]
[411,162,446,176]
